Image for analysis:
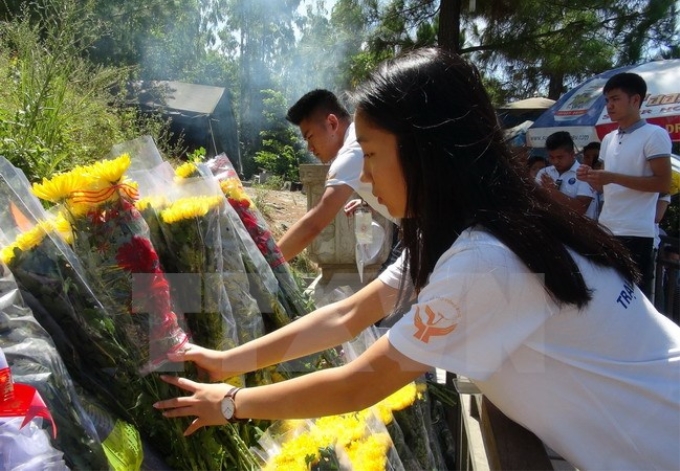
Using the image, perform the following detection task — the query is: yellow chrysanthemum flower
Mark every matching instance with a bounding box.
[314,414,365,448]
[14,221,51,251]
[32,169,89,203]
[345,432,391,471]
[174,162,198,179]
[51,213,71,233]
[224,376,245,388]
[380,381,418,412]
[0,244,17,265]
[160,196,223,224]
[135,196,169,212]
[670,169,680,195]
[49,213,74,244]
[1,220,55,264]
[263,432,322,471]
[85,154,131,183]
[367,403,394,425]
[66,202,92,218]
[219,178,252,203]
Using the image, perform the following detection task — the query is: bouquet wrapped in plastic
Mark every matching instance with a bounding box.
[135,163,336,382]
[257,395,408,471]
[0,156,260,470]
[204,154,309,318]
[0,278,108,470]
[0,156,136,414]
[255,327,454,470]
[345,328,453,470]
[172,161,293,334]
[30,154,190,372]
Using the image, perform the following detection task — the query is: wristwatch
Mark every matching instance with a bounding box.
[220,387,241,421]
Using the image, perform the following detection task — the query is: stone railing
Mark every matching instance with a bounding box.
[298,164,394,300]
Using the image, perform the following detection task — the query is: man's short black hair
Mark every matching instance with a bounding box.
[603,72,647,104]
[545,131,575,152]
[286,89,350,125]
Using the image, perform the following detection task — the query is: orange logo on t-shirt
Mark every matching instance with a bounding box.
[413,304,458,343]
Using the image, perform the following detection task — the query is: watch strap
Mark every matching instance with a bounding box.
[224,387,245,422]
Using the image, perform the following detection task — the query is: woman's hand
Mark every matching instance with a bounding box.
[154,375,233,436]
[168,343,233,381]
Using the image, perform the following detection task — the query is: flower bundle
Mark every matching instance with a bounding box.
[30,154,189,373]
[258,387,417,471]
[168,167,338,383]
[173,164,292,333]
[205,155,309,318]
[0,156,260,470]
[0,164,135,415]
[150,180,241,354]
[0,267,110,470]
[257,327,451,471]
[343,328,452,470]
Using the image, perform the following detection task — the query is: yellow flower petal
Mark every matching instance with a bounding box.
[381,382,418,412]
[14,221,50,250]
[0,244,17,265]
[174,162,198,179]
[84,154,131,183]
[220,178,252,203]
[160,196,223,224]
[135,195,168,212]
[32,170,89,203]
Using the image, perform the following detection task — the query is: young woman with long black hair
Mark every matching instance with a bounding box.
[156,48,680,471]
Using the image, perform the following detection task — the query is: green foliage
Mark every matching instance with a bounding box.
[215,1,304,176]
[257,175,284,191]
[0,0,175,182]
[254,145,302,182]
[1,0,677,184]
[461,0,677,98]
[253,90,308,181]
[359,0,677,100]
[187,146,207,162]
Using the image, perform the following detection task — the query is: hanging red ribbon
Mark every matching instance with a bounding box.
[0,366,57,438]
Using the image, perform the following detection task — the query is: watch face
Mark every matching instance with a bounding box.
[221,397,235,420]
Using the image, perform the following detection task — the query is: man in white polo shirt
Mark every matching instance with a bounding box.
[577,72,672,297]
[278,89,394,262]
[536,131,596,218]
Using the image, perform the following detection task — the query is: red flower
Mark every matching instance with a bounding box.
[227,197,250,211]
[131,272,173,314]
[115,236,159,273]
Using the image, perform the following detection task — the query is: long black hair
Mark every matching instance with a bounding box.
[352,47,638,308]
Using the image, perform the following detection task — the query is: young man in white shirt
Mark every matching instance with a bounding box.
[278,89,393,262]
[536,131,596,218]
[577,73,672,297]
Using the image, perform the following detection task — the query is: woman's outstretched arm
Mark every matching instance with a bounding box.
[156,333,429,435]
[170,277,401,381]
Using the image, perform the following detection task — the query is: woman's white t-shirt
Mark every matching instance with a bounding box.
[382,228,680,471]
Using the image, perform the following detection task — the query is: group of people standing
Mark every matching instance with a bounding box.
[155,48,679,471]
[534,72,673,299]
